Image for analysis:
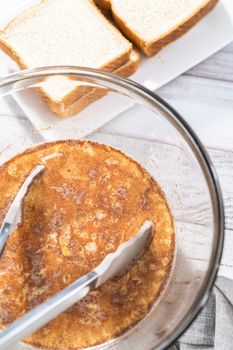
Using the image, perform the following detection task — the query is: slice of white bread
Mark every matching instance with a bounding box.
[49,49,141,117]
[0,0,132,112]
[110,0,218,57]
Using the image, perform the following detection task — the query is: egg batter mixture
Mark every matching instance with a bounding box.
[0,140,175,349]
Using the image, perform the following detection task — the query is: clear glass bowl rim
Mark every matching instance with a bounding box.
[0,66,225,350]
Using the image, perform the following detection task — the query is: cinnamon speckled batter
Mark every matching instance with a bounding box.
[0,140,175,349]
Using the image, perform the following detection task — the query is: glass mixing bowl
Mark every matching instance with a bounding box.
[0,67,224,350]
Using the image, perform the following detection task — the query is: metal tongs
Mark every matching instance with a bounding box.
[0,165,46,258]
[0,165,153,350]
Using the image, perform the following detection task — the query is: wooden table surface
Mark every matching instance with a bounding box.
[157,41,233,280]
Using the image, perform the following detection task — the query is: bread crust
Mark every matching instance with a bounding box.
[115,48,140,76]
[94,0,112,15]
[95,0,111,11]
[49,49,140,117]
[0,0,132,106]
[111,0,219,57]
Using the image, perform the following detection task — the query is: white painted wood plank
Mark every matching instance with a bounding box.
[219,229,233,279]
[158,75,232,114]
[157,75,233,149]
[208,147,233,232]
[99,74,233,151]
[221,41,233,53]
[186,42,233,82]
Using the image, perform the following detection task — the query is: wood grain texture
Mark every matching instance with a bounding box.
[208,147,233,232]
[186,42,233,82]
[157,74,233,149]
[219,229,233,278]
[204,148,232,273]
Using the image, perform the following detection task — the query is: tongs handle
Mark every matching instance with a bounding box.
[0,271,98,350]
[0,222,11,258]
